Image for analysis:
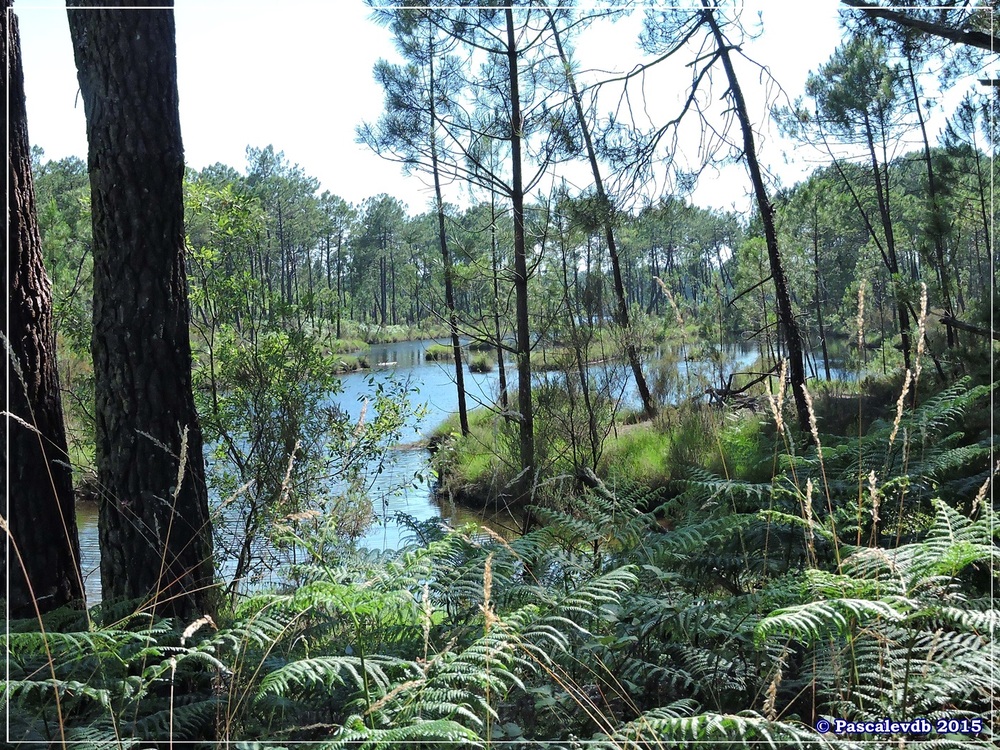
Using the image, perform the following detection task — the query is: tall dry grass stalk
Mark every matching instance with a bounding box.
[354,398,368,437]
[172,425,189,503]
[654,276,686,328]
[855,281,866,362]
[3,409,39,433]
[802,384,840,566]
[763,648,787,721]
[481,552,496,635]
[152,425,190,619]
[181,614,217,645]
[803,477,817,566]
[868,470,880,546]
[421,583,432,662]
[853,283,867,544]
[886,364,915,550]
[912,282,928,394]
[970,462,997,518]
[655,275,695,394]
[214,479,254,515]
[802,384,821,451]
[476,524,515,553]
[169,613,219,743]
[365,678,423,718]
[888,370,912,449]
[766,358,788,435]
[278,439,301,509]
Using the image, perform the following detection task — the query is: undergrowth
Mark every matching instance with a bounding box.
[6,371,996,747]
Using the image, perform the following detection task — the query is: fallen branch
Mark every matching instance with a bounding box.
[939,315,999,341]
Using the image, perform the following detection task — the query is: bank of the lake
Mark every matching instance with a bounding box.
[76,336,845,603]
[76,337,523,604]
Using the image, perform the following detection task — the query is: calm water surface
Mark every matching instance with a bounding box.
[77,338,782,602]
[78,339,516,602]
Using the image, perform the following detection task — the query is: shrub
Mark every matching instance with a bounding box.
[424,343,453,361]
[468,353,494,373]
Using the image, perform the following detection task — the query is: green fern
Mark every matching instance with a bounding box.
[320,715,481,749]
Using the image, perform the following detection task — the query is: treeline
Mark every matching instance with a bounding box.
[35,124,995,397]
[35,127,996,530]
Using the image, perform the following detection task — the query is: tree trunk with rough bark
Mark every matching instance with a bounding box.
[904,51,954,347]
[812,201,832,381]
[547,10,657,420]
[505,4,535,506]
[862,112,912,371]
[490,188,509,411]
[429,49,470,436]
[2,4,84,618]
[67,0,214,620]
[703,3,811,434]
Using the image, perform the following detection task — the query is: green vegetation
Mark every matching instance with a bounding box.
[326,337,368,355]
[424,345,493,371]
[356,322,450,345]
[9,374,996,745]
[10,2,997,747]
[468,353,494,373]
[424,343,454,361]
[600,422,674,486]
[331,354,369,374]
[431,408,505,502]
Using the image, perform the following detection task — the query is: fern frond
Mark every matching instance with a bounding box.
[320,715,481,749]
[599,709,844,749]
[257,655,417,699]
[757,598,905,644]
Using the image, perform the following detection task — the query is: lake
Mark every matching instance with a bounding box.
[76,337,791,603]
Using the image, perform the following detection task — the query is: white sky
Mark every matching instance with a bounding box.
[11,0,985,216]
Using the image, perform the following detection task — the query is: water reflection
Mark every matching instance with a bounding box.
[76,337,829,604]
[75,501,102,604]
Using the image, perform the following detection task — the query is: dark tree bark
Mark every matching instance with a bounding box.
[379,254,388,324]
[903,51,954,347]
[811,201,832,382]
[428,44,470,436]
[557,211,600,472]
[490,190,509,411]
[505,4,535,506]
[324,233,333,320]
[547,10,657,420]
[861,110,912,371]
[336,233,344,338]
[702,2,811,434]
[67,0,214,620]
[2,4,84,618]
[939,315,999,341]
[840,0,1000,53]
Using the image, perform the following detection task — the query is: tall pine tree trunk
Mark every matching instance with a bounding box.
[336,233,344,339]
[863,114,912,371]
[904,52,954,347]
[67,0,214,619]
[428,39,470,436]
[703,3,810,434]
[3,4,84,617]
[812,201,831,381]
[505,4,534,505]
[547,10,656,419]
[490,190,509,410]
